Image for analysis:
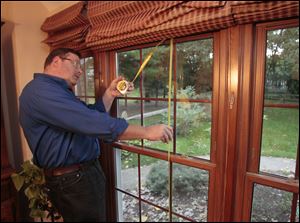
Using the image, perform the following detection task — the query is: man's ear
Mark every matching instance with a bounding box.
[51,56,61,67]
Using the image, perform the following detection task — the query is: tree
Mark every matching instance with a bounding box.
[265,27,299,98]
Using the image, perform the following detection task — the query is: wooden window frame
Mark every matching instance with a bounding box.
[92,18,299,222]
[241,18,299,221]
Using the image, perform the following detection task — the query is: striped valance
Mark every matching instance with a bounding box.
[41,1,299,52]
[41,1,90,52]
[41,1,88,32]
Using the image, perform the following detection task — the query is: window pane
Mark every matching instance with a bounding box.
[141,156,169,209]
[172,163,209,222]
[75,71,85,96]
[176,39,213,100]
[86,98,95,104]
[260,108,298,177]
[265,28,299,105]
[143,100,173,152]
[117,50,140,93]
[117,192,139,222]
[142,45,171,99]
[85,57,95,97]
[115,149,138,195]
[141,202,169,222]
[261,27,299,177]
[117,99,142,146]
[77,97,85,103]
[251,184,293,222]
[176,102,211,158]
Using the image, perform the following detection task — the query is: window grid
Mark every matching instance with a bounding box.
[115,37,213,222]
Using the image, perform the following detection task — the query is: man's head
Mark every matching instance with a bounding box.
[44,48,83,88]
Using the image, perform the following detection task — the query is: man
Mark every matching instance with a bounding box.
[19,48,173,221]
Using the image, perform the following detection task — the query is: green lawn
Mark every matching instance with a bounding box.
[120,107,299,168]
[261,108,299,158]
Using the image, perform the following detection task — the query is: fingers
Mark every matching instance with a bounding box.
[161,125,173,144]
[127,82,134,92]
[113,76,124,85]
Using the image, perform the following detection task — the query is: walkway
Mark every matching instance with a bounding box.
[120,156,296,190]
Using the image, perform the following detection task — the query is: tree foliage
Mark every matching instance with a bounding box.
[266,27,299,97]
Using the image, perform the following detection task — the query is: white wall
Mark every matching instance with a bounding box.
[1,1,78,162]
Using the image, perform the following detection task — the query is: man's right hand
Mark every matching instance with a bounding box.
[118,124,173,143]
[145,124,173,143]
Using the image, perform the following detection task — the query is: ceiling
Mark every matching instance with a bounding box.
[39,1,79,14]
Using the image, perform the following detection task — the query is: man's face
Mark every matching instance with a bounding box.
[59,53,83,87]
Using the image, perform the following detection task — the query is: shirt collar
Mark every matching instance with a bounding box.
[34,73,72,91]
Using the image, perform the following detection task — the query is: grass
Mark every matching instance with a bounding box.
[120,107,298,168]
[261,108,299,158]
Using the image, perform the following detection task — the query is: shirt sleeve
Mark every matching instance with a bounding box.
[29,85,128,141]
[86,99,106,112]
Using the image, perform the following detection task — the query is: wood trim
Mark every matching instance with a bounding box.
[222,25,241,221]
[113,142,216,171]
[233,24,254,221]
[242,18,299,221]
[248,24,266,173]
[116,33,214,53]
[97,18,299,222]
[212,28,229,222]
[256,18,299,30]
[96,50,118,222]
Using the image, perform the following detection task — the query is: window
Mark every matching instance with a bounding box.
[115,36,213,222]
[260,27,299,177]
[74,57,95,103]
[92,19,298,222]
[244,20,299,222]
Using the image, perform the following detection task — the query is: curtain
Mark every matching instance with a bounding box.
[41,1,299,52]
[41,2,90,52]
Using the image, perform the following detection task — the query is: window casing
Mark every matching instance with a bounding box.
[89,18,299,222]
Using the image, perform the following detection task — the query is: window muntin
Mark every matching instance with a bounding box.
[116,38,213,159]
[260,27,299,177]
[115,37,213,222]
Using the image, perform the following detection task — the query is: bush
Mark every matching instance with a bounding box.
[163,86,210,136]
[145,161,208,195]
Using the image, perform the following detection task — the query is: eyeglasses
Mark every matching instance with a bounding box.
[60,57,82,70]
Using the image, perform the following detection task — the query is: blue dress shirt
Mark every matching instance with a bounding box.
[19,73,128,168]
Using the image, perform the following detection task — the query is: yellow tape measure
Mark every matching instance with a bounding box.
[117,39,166,94]
[117,38,174,220]
[167,38,173,220]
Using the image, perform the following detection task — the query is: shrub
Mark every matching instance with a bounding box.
[145,161,208,195]
[163,86,210,136]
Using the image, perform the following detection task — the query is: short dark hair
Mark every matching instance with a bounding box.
[44,48,81,69]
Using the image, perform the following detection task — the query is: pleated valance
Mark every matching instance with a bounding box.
[41,1,90,52]
[41,1,299,53]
